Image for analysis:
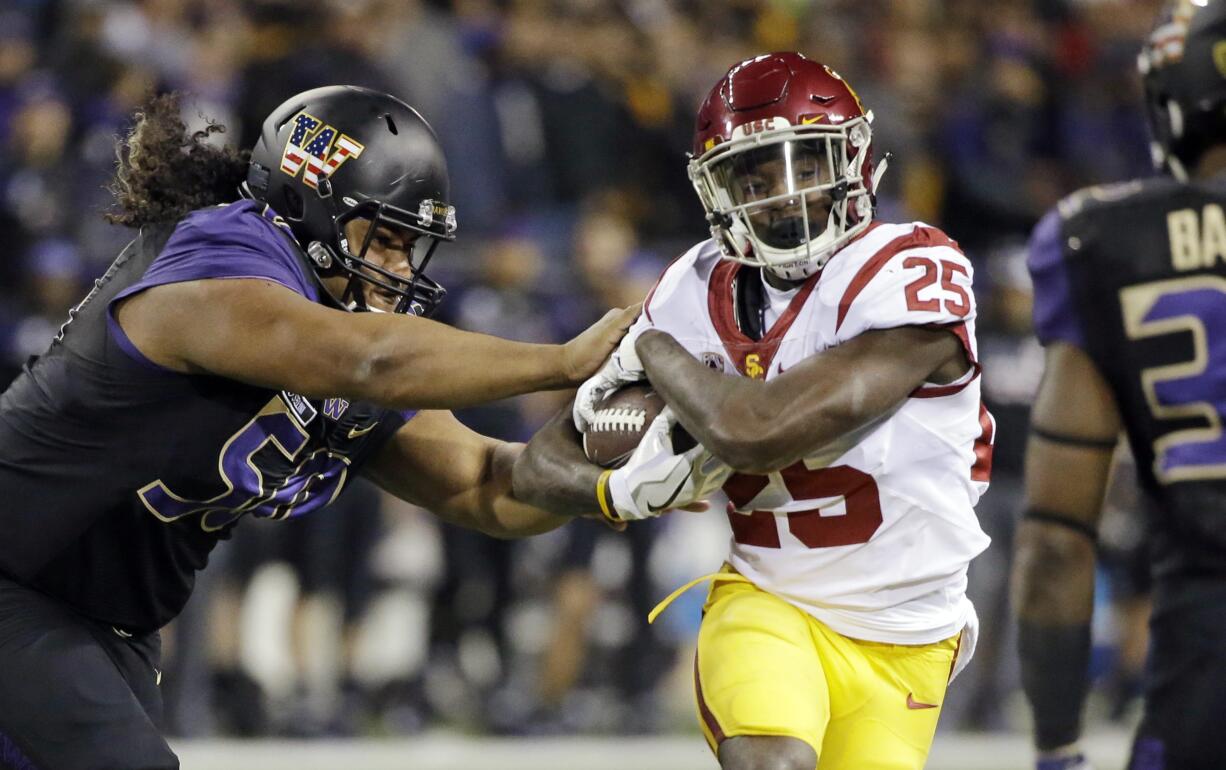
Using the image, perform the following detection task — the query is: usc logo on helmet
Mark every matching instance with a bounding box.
[743,118,777,135]
[280,112,365,190]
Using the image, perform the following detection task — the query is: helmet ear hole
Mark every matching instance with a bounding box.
[246,163,271,197]
[282,187,305,221]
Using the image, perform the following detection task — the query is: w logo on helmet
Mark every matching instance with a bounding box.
[280,112,365,189]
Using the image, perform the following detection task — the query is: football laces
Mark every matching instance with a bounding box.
[591,407,647,433]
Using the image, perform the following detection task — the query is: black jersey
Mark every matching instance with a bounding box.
[1029,175,1226,579]
[0,201,413,633]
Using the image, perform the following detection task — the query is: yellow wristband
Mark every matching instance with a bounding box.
[595,469,619,522]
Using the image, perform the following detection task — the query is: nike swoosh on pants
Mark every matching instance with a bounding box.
[906,693,939,710]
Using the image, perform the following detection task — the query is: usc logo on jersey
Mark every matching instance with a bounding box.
[744,353,765,379]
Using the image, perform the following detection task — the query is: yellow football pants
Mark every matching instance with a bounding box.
[693,574,959,770]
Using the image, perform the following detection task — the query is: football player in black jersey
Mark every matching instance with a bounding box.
[1014,3,1226,769]
[0,86,674,769]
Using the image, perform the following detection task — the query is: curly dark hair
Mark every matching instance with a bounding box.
[106,92,250,228]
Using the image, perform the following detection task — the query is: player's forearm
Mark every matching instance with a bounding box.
[469,442,572,538]
[359,317,572,409]
[511,409,604,516]
[1011,521,1097,750]
[1012,364,1116,753]
[426,442,572,538]
[143,279,579,407]
[634,330,766,468]
[638,328,956,474]
[1013,521,1098,623]
[635,331,854,473]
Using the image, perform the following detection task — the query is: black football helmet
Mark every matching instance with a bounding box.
[1139,0,1226,180]
[245,85,456,316]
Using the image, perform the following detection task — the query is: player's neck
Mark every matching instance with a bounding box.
[1193,145,1226,180]
[761,268,804,292]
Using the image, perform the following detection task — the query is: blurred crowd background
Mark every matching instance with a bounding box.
[0,0,1164,746]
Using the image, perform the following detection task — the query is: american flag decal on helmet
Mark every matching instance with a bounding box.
[280,111,365,189]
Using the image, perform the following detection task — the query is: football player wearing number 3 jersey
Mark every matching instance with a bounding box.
[1015,4,1226,770]
[517,53,993,770]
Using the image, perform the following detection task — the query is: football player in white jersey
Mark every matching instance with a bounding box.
[515,52,992,770]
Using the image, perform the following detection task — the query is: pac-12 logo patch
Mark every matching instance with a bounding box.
[701,352,727,371]
[280,112,365,190]
[280,390,318,427]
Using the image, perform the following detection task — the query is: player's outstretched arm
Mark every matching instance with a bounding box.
[114,278,638,410]
[1011,342,1120,767]
[511,408,605,518]
[514,407,716,525]
[364,409,573,538]
[635,325,967,474]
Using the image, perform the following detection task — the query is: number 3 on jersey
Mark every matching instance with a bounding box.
[1121,276,1226,482]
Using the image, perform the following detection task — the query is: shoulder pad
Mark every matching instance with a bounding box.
[1056,178,1171,221]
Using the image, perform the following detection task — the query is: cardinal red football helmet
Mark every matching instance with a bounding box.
[688,52,884,280]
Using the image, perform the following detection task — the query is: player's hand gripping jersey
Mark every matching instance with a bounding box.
[641,222,993,644]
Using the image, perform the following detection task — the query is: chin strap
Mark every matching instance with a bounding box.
[1152,138,1190,182]
[1167,153,1189,182]
[871,152,892,194]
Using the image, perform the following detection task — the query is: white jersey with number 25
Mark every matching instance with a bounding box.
[635,222,993,645]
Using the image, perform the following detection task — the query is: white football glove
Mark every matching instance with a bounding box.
[604,407,732,521]
[573,329,647,433]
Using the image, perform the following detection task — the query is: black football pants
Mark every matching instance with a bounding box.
[0,575,176,770]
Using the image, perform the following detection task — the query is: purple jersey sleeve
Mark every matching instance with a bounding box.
[1027,207,1086,348]
[108,201,319,369]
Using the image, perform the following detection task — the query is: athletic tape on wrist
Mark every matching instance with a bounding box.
[595,470,620,523]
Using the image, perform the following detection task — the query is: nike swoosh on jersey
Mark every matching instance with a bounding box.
[348,422,378,439]
[906,693,939,710]
[648,468,694,513]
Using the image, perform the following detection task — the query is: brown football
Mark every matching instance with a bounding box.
[582,383,697,468]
